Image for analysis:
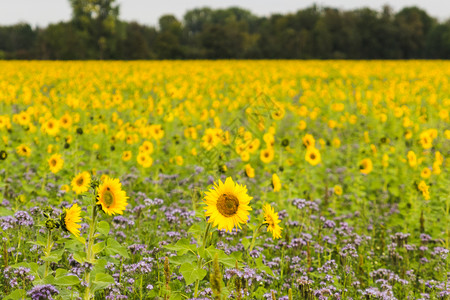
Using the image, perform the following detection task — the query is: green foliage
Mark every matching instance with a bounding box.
[1,4,450,59]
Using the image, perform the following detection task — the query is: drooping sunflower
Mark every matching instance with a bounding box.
[305,147,321,166]
[272,173,281,192]
[71,171,91,194]
[16,144,31,157]
[263,204,282,239]
[204,177,252,232]
[244,164,255,178]
[407,151,417,168]
[61,204,82,237]
[96,177,128,216]
[359,158,373,175]
[48,154,64,174]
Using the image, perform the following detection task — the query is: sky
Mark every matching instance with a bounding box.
[0,0,449,27]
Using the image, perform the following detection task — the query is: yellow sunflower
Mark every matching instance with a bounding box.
[96,177,128,215]
[16,144,31,157]
[263,204,282,239]
[359,158,373,175]
[245,164,255,178]
[62,204,82,237]
[48,153,64,174]
[272,173,281,192]
[71,171,91,194]
[334,185,343,196]
[305,147,321,166]
[137,152,153,168]
[122,151,132,161]
[260,148,274,164]
[204,177,252,232]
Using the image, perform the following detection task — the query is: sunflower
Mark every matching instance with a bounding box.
[122,151,132,161]
[16,144,31,157]
[302,134,315,148]
[420,167,431,179]
[263,204,282,239]
[305,147,321,166]
[204,177,252,232]
[96,177,128,216]
[0,150,7,160]
[359,158,373,175]
[137,153,153,168]
[260,148,274,164]
[42,119,60,136]
[272,173,281,192]
[334,185,343,196]
[139,141,154,154]
[61,204,82,237]
[407,151,417,168]
[48,153,64,174]
[71,171,91,194]
[245,164,255,178]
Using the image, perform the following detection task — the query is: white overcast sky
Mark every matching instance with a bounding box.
[0,0,449,27]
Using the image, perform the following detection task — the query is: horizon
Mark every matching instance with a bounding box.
[0,0,449,28]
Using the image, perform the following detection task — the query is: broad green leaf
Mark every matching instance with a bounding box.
[4,289,26,300]
[255,256,274,277]
[73,251,86,264]
[106,238,129,258]
[97,221,110,236]
[164,238,197,255]
[93,241,105,254]
[55,268,68,278]
[241,238,250,249]
[169,253,197,265]
[54,275,80,286]
[91,273,115,292]
[179,263,207,286]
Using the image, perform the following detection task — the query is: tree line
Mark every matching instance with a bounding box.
[1,0,449,60]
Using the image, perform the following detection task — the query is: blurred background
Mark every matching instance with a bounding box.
[0,0,449,59]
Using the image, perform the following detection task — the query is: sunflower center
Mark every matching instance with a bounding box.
[217,193,239,217]
[103,190,115,207]
[76,177,84,186]
[310,153,316,159]
[50,159,57,166]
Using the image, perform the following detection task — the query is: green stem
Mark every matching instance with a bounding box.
[44,230,53,277]
[248,223,266,254]
[194,223,212,297]
[84,205,98,300]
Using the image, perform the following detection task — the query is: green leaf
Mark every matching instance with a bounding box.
[241,238,250,249]
[73,251,86,264]
[106,238,129,258]
[91,273,115,292]
[93,241,105,254]
[179,263,207,286]
[164,238,197,256]
[255,256,275,277]
[42,249,64,263]
[97,221,110,236]
[54,275,80,286]
[4,289,26,300]
[55,268,68,278]
[169,253,197,265]
[0,207,13,217]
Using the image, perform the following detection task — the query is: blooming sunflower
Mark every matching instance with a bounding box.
[263,204,282,239]
[245,164,255,178]
[71,171,91,194]
[359,158,373,175]
[48,154,64,174]
[204,177,252,232]
[260,148,274,164]
[305,147,321,166]
[96,177,128,215]
[137,153,153,168]
[334,185,343,196]
[61,204,81,237]
[122,151,132,161]
[16,144,31,157]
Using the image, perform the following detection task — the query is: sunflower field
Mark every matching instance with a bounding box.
[0,60,449,300]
